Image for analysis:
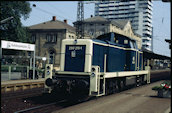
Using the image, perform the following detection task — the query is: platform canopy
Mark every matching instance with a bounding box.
[143,49,171,60]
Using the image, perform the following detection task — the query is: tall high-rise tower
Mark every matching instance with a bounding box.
[95,0,153,51]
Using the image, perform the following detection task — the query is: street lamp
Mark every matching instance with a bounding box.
[42,57,46,61]
[0,16,14,25]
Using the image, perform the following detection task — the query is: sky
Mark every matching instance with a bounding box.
[21,1,171,57]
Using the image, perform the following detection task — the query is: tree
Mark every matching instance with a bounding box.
[0,1,32,43]
[1,1,32,56]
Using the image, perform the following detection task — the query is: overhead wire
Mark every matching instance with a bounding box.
[32,4,75,23]
[29,13,46,23]
[153,39,169,49]
[84,4,94,12]
[153,36,170,43]
[46,2,75,21]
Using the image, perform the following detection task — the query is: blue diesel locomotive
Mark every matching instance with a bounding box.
[45,32,150,99]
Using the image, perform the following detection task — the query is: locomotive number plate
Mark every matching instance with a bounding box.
[69,46,83,50]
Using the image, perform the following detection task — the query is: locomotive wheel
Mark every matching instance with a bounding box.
[106,80,119,95]
[118,79,126,91]
[105,81,110,95]
[107,80,119,94]
[113,80,119,93]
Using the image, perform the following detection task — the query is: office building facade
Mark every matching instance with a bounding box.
[95,0,153,51]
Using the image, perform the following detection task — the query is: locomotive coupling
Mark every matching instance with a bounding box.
[45,78,58,86]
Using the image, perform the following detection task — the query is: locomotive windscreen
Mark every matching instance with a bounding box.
[64,45,86,72]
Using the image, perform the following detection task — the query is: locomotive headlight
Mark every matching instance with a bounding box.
[91,67,96,72]
[91,72,95,77]
[47,66,50,70]
[47,71,50,75]
[74,39,77,44]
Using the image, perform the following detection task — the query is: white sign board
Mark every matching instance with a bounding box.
[1,40,36,79]
[1,40,35,51]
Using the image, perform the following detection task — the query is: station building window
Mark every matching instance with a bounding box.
[31,34,36,43]
[46,34,57,43]
[46,34,51,42]
[52,34,57,42]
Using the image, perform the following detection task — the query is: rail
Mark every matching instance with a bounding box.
[14,100,66,113]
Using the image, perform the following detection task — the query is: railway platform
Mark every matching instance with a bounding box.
[1,78,45,93]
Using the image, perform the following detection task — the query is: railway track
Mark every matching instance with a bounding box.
[14,100,67,113]
[13,96,95,113]
[1,88,44,100]
[1,88,81,113]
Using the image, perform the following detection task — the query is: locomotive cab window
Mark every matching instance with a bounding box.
[130,40,137,49]
[130,40,136,49]
[114,37,119,43]
[124,40,128,44]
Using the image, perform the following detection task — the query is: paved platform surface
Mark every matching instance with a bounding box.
[1,78,45,85]
[53,80,171,113]
[1,78,45,93]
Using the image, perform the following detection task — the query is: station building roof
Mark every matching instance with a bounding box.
[29,16,75,33]
[81,16,129,30]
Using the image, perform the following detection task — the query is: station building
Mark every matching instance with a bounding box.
[28,16,76,70]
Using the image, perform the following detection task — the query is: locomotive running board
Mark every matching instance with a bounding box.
[104,67,150,84]
[104,70,149,78]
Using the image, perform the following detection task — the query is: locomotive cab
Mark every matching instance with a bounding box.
[60,39,93,73]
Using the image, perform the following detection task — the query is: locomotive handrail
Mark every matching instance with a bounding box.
[104,70,149,78]
[56,71,92,75]
[104,54,107,74]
